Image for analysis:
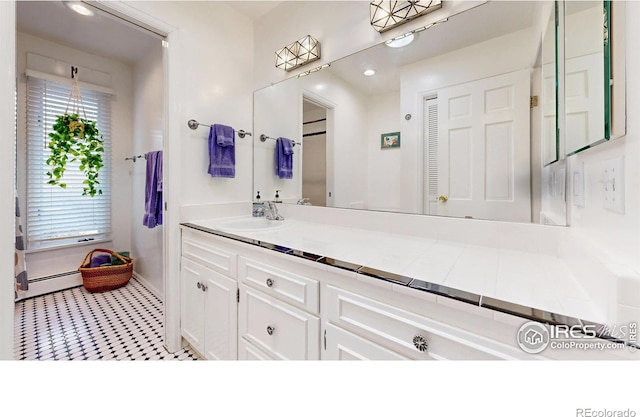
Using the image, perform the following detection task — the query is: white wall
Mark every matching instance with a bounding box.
[367,91,402,212]
[15,32,133,295]
[0,0,16,360]
[120,0,255,351]
[127,1,254,208]
[132,43,164,298]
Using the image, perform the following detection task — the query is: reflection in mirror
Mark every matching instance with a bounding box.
[542,2,558,166]
[564,0,609,155]
[253,1,567,225]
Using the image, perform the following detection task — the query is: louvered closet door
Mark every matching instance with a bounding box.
[435,69,531,222]
[423,97,439,215]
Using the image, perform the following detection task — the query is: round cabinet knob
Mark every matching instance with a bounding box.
[438,195,448,203]
[266,278,274,288]
[201,284,207,292]
[196,282,202,290]
[412,334,429,352]
[266,326,275,336]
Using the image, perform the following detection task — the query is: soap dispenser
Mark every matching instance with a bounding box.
[274,190,282,203]
[253,191,264,217]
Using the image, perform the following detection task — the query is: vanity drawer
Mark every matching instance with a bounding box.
[324,322,410,360]
[238,257,319,314]
[239,284,320,360]
[324,285,530,360]
[182,228,237,278]
[238,337,276,360]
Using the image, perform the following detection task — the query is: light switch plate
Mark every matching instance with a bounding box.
[603,156,624,214]
[572,162,585,207]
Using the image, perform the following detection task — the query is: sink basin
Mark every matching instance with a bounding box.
[215,217,289,233]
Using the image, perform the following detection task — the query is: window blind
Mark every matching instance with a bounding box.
[26,76,112,248]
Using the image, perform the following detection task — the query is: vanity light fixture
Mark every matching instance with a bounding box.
[384,17,448,48]
[369,0,443,33]
[275,35,321,72]
[385,33,414,48]
[63,1,95,16]
[363,69,376,76]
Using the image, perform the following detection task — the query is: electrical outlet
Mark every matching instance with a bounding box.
[603,156,624,214]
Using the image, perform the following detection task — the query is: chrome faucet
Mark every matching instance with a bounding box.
[263,201,284,221]
[297,198,311,205]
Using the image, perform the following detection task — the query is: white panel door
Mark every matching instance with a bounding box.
[203,270,238,360]
[436,69,531,222]
[565,52,605,153]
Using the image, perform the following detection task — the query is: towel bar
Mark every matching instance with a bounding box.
[125,154,147,162]
[187,119,252,138]
[260,134,301,147]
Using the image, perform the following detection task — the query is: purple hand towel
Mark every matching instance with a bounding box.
[276,137,294,179]
[143,150,163,228]
[209,124,235,178]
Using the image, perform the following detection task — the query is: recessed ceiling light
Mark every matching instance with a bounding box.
[363,69,376,76]
[385,33,414,48]
[64,1,95,17]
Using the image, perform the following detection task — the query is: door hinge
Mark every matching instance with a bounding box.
[236,288,240,303]
[530,95,539,108]
[323,329,327,350]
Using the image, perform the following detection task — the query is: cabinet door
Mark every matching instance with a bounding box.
[239,284,320,360]
[324,323,409,360]
[203,270,238,360]
[180,257,206,355]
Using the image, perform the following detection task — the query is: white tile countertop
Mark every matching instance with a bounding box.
[183,215,607,327]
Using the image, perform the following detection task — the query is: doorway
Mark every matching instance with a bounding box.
[13,0,172,352]
[302,99,328,206]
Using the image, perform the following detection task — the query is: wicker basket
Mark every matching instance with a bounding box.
[79,249,133,293]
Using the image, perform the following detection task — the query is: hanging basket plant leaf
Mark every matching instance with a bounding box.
[45,67,104,197]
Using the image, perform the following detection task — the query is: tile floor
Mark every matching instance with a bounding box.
[14,277,200,360]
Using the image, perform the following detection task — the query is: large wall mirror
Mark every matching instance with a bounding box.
[253,1,567,225]
[564,0,611,155]
[562,0,627,157]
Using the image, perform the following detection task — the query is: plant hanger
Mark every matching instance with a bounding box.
[46,65,105,197]
[65,66,87,119]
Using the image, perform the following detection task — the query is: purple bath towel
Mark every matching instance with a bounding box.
[276,137,293,179]
[143,150,163,228]
[209,124,235,178]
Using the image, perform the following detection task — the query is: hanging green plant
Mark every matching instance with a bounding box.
[45,66,104,197]
[46,113,104,197]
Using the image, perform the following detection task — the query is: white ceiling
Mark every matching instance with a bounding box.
[16,1,160,65]
[16,1,282,66]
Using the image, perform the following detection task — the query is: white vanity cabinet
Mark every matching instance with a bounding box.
[237,256,320,360]
[180,229,238,360]
[180,224,636,361]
